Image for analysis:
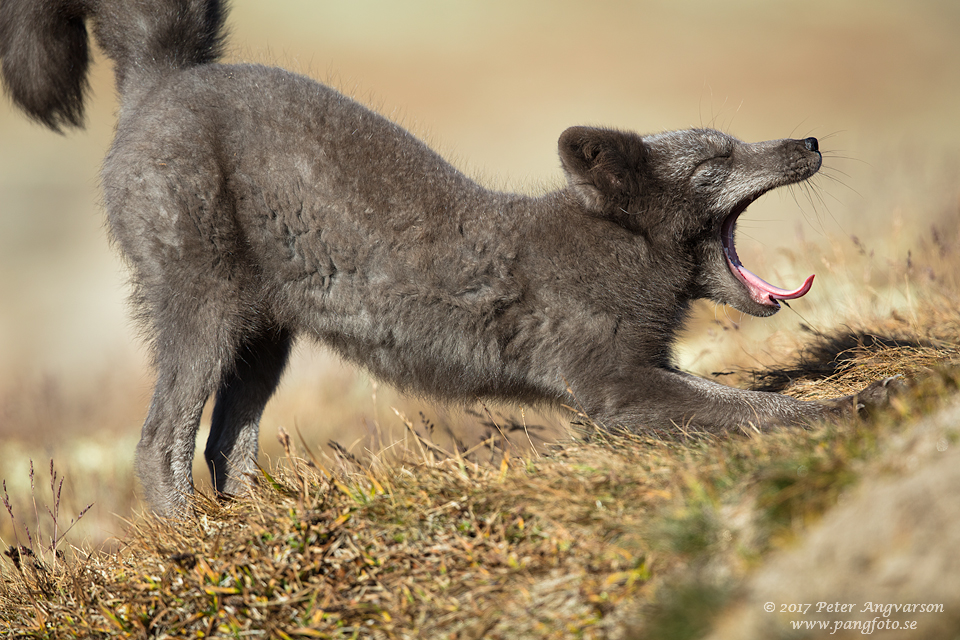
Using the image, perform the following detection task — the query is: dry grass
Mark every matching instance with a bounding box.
[1,165,958,640]
[1,326,959,637]
[2,212,960,638]
[2,210,959,637]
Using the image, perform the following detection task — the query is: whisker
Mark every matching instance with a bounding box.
[816,130,847,143]
[821,152,869,167]
[788,117,812,140]
[818,170,863,200]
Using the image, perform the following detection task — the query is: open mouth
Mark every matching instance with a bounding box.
[721,195,814,310]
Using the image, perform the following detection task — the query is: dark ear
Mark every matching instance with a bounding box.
[558,126,646,214]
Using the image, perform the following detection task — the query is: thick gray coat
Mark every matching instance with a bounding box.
[0,0,889,517]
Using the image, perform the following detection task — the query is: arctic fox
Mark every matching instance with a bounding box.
[0,0,894,516]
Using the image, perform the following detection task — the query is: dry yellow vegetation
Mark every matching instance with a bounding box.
[2,216,959,638]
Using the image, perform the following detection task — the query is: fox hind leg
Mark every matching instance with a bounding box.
[205,325,293,498]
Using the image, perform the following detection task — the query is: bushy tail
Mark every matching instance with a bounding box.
[0,0,227,132]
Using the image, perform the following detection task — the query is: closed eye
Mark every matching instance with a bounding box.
[692,154,732,179]
[694,154,731,170]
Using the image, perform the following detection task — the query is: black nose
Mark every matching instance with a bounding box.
[803,137,819,152]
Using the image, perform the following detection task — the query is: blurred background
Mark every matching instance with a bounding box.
[0,0,958,546]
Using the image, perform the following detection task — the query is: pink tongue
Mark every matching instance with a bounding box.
[722,212,814,307]
[730,261,814,306]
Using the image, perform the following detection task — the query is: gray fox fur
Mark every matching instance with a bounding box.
[0,0,895,517]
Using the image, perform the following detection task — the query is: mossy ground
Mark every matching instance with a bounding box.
[2,329,958,638]
[3,195,960,640]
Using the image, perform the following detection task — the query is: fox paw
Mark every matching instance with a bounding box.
[825,375,907,418]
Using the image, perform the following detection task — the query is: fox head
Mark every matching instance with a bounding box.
[558,126,821,317]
